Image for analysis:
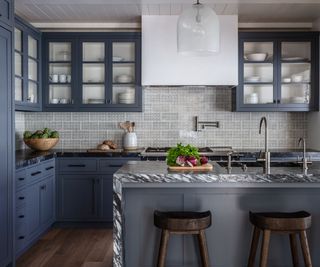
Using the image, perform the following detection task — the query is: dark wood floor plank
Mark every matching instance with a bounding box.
[16,228,113,267]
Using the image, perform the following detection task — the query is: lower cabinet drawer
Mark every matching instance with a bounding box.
[27,164,45,184]
[16,168,27,190]
[99,158,135,173]
[58,158,97,173]
[16,189,27,208]
[42,159,55,177]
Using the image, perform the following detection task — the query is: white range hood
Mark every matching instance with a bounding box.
[142,15,238,86]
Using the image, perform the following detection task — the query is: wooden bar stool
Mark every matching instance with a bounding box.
[248,211,312,267]
[154,210,212,267]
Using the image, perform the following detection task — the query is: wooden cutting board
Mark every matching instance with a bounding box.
[168,163,213,171]
[87,149,123,153]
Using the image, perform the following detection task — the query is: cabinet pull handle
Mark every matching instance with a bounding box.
[68,164,86,167]
[19,215,25,218]
[273,100,276,104]
[31,171,42,176]
[40,185,46,190]
[18,236,25,240]
[277,99,281,104]
[45,166,54,170]
[18,196,25,200]
[18,177,25,181]
[109,164,123,168]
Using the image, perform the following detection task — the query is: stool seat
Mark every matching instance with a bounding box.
[250,211,311,231]
[154,210,211,232]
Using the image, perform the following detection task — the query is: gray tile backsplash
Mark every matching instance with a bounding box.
[15,87,307,150]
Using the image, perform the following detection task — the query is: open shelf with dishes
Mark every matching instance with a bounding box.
[234,32,319,112]
[43,32,141,111]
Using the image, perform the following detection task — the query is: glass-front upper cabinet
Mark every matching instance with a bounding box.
[47,41,73,106]
[111,41,137,106]
[235,32,318,112]
[43,32,142,111]
[14,17,41,111]
[81,41,106,105]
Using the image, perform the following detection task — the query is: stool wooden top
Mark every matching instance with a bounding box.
[250,211,311,231]
[154,210,212,231]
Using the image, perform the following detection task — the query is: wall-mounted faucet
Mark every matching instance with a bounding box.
[195,116,220,132]
[257,116,271,174]
[298,137,312,175]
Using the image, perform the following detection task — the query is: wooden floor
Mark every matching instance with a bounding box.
[16,228,113,267]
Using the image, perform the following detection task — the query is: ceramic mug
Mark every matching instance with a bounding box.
[59,74,67,83]
[50,74,59,83]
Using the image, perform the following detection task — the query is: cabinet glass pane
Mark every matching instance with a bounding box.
[281,42,311,61]
[83,64,104,83]
[15,52,22,76]
[15,28,22,52]
[49,63,71,83]
[15,77,22,102]
[49,85,72,104]
[244,42,273,62]
[281,63,310,83]
[27,81,37,103]
[28,36,37,58]
[28,58,37,81]
[112,86,135,105]
[281,84,310,104]
[244,63,273,83]
[113,63,135,84]
[113,42,135,62]
[83,85,105,104]
[49,42,71,61]
[244,85,273,104]
[83,42,104,62]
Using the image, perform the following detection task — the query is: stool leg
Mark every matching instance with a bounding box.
[259,230,271,267]
[248,227,260,267]
[289,233,300,267]
[299,231,313,267]
[157,230,170,267]
[198,230,210,267]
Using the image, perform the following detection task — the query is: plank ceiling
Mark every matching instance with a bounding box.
[15,0,320,24]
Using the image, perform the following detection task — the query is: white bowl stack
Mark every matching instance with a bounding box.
[118,90,135,104]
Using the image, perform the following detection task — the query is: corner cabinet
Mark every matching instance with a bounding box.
[233,32,319,112]
[14,17,42,111]
[42,32,142,112]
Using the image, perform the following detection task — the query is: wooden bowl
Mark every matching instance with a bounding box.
[24,138,59,151]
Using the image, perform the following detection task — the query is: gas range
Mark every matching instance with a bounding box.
[141,146,233,160]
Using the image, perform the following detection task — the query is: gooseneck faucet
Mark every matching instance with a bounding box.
[298,137,311,175]
[257,117,271,174]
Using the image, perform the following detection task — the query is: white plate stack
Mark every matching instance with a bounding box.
[118,91,135,104]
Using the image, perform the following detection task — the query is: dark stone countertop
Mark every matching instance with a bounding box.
[15,148,144,169]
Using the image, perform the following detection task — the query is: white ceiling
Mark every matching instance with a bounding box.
[15,0,320,24]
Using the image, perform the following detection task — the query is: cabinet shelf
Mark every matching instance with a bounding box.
[82,82,105,85]
[49,82,71,85]
[281,60,311,64]
[244,61,273,64]
[49,61,72,64]
[82,61,105,64]
[244,82,273,85]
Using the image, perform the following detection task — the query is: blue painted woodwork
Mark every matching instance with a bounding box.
[234,31,319,112]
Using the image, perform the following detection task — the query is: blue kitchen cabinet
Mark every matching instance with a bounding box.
[0,0,13,29]
[57,157,139,222]
[0,21,13,267]
[15,159,56,256]
[57,175,101,221]
[42,32,142,112]
[234,31,319,112]
[14,16,42,111]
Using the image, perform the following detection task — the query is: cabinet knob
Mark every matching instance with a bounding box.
[107,99,111,104]
[277,100,281,104]
[40,185,46,190]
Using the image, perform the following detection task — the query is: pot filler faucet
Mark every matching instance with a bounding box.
[257,116,271,175]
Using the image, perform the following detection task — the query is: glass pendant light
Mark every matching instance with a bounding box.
[177,0,220,55]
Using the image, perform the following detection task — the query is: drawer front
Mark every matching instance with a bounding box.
[26,164,45,184]
[58,158,97,173]
[16,189,27,208]
[99,158,133,173]
[0,0,12,26]
[16,168,27,190]
[42,159,55,177]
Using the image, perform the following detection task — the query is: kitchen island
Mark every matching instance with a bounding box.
[114,161,320,267]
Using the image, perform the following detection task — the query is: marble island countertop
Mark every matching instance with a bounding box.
[112,161,320,267]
